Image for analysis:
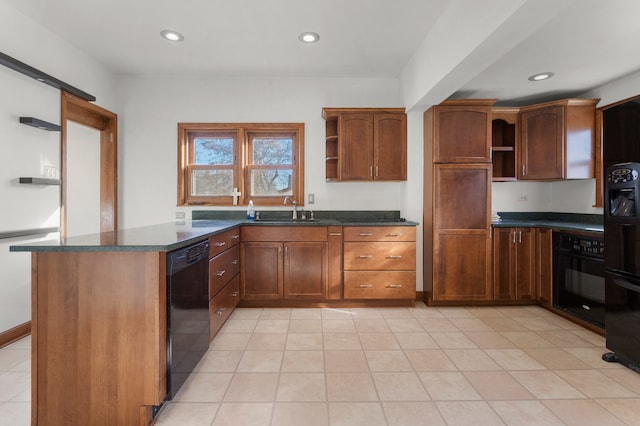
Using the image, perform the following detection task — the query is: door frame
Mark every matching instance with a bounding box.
[60,92,118,237]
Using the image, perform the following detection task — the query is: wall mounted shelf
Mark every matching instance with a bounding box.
[0,51,96,102]
[19,177,61,186]
[19,117,61,131]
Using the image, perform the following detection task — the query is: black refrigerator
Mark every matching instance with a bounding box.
[603,163,640,371]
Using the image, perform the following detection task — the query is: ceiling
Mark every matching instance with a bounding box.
[4,0,640,107]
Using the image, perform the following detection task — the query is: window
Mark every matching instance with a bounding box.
[178,123,304,206]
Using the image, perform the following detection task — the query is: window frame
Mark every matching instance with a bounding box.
[178,123,304,207]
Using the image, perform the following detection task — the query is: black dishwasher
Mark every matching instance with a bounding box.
[166,240,210,399]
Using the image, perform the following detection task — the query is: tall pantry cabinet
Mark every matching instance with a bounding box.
[424,100,495,303]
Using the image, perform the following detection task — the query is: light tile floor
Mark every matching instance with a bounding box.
[3,304,640,425]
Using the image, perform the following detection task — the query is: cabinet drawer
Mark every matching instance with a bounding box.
[344,271,416,299]
[344,242,416,270]
[209,276,240,341]
[241,226,327,242]
[344,226,415,242]
[209,228,241,257]
[209,245,240,297]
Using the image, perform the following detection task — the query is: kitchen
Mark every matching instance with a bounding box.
[2,0,640,425]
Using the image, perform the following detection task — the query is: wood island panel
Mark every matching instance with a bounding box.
[31,251,166,426]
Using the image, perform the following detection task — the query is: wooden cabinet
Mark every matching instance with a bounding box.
[343,226,416,300]
[491,107,519,181]
[209,228,241,340]
[493,227,536,302]
[536,228,553,306]
[322,108,407,181]
[240,226,328,301]
[432,99,495,163]
[431,163,493,302]
[30,251,168,424]
[425,100,495,304]
[519,99,598,180]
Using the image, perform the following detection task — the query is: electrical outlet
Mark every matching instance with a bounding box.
[308,193,315,204]
[518,194,528,202]
[175,211,186,219]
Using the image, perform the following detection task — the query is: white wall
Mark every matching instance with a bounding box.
[117,75,425,288]
[0,0,118,333]
[492,180,602,214]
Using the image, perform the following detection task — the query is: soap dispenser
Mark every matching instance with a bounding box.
[247,200,256,220]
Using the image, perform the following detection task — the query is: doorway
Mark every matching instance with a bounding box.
[60,92,118,237]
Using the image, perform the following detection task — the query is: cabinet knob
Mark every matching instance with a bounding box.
[216,270,226,277]
[231,259,239,265]
[386,233,401,237]
[386,284,403,288]
[231,291,239,297]
[329,232,342,236]
[230,234,240,239]
[386,255,402,259]
[356,255,373,259]
[358,284,373,288]
[214,241,226,247]
[359,233,373,237]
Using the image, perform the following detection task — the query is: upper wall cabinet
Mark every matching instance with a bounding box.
[491,107,519,181]
[322,108,407,182]
[432,99,496,163]
[518,98,598,180]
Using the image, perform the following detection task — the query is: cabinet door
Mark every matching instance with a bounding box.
[536,228,553,306]
[433,163,492,301]
[434,164,491,230]
[374,113,407,180]
[493,228,516,301]
[515,228,536,300]
[340,113,374,180]
[327,226,343,300]
[433,232,493,301]
[240,242,283,299]
[519,106,564,179]
[433,105,492,163]
[284,242,327,300]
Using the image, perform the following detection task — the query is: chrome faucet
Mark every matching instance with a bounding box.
[284,196,298,220]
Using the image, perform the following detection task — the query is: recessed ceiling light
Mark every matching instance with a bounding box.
[298,32,320,43]
[528,72,554,81]
[160,30,184,42]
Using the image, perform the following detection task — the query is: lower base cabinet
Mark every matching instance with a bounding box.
[343,226,416,302]
[209,229,241,340]
[210,276,240,338]
[493,227,536,301]
[240,226,329,301]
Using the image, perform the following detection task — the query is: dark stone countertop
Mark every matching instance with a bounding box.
[10,210,419,253]
[491,212,603,233]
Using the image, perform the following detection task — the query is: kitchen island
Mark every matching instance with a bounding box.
[11,213,418,425]
[11,220,238,426]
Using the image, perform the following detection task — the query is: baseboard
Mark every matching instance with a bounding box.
[0,321,31,348]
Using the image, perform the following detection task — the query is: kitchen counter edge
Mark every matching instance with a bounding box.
[10,219,419,253]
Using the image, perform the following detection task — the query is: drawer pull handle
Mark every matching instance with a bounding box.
[217,308,226,315]
[358,284,373,288]
[231,259,239,265]
[329,232,342,236]
[386,255,402,259]
[386,233,401,237]
[216,270,226,277]
[359,233,373,236]
[230,235,240,239]
[357,255,373,259]
[231,291,239,297]
[214,241,226,247]
[387,284,403,288]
